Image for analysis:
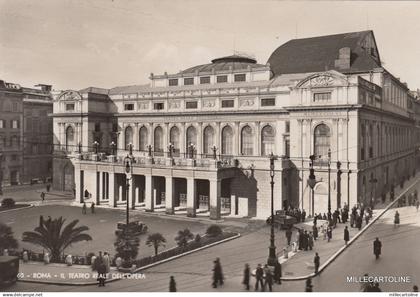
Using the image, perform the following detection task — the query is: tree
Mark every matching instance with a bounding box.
[175,229,194,248]
[0,223,18,251]
[114,231,140,266]
[146,233,166,256]
[22,217,92,262]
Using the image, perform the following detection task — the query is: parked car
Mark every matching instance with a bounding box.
[115,220,148,236]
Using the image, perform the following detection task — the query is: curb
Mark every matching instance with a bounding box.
[280,177,420,281]
[18,233,241,286]
[0,204,34,213]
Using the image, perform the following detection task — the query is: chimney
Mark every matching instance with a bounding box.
[334,47,351,70]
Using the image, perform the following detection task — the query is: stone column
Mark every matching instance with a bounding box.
[165,176,174,214]
[186,177,196,217]
[234,122,240,156]
[74,164,82,203]
[215,122,221,155]
[209,179,221,220]
[98,171,103,204]
[197,122,203,158]
[180,123,186,157]
[118,123,124,151]
[163,123,169,157]
[145,174,154,211]
[128,175,135,209]
[108,172,116,207]
[61,123,67,150]
[254,122,260,156]
[134,123,139,151]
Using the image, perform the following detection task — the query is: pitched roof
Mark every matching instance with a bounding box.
[267,30,382,77]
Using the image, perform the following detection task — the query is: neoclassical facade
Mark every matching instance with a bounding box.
[52,31,420,219]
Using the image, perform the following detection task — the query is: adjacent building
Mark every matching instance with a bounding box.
[0,80,53,187]
[52,30,420,219]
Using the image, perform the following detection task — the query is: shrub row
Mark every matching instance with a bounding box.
[1,198,15,208]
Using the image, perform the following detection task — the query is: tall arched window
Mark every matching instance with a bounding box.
[221,125,233,155]
[186,126,197,147]
[203,126,214,156]
[170,126,180,156]
[241,125,253,156]
[66,126,74,151]
[368,124,373,158]
[261,125,275,156]
[154,126,163,154]
[125,126,133,150]
[139,126,148,152]
[314,123,330,158]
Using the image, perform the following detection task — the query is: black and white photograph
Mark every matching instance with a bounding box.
[1,0,420,295]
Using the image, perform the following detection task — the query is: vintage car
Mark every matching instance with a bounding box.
[266,210,297,229]
[115,220,148,236]
[0,256,19,288]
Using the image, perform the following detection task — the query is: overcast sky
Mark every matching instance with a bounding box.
[1,0,420,91]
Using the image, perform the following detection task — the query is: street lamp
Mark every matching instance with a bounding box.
[127,143,133,156]
[327,148,332,221]
[93,141,99,154]
[168,142,174,158]
[124,155,133,225]
[147,144,153,157]
[110,141,116,156]
[267,153,278,267]
[189,143,195,159]
[308,155,317,217]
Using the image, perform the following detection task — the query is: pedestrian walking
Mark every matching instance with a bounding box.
[103,252,110,273]
[285,227,292,246]
[96,254,106,287]
[255,264,264,291]
[394,211,400,227]
[327,226,332,242]
[212,258,224,288]
[302,209,306,222]
[40,191,45,202]
[264,264,273,292]
[82,202,87,214]
[169,276,177,292]
[305,278,313,292]
[91,202,95,214]
[39,215,44,227]
[373,237,382,259]
[308,232,314,250]
[413,285,418,292]
[344,226,350,245]
[242,264,250,290]
[274,261,282,285]
[303,230,309,251]
[312,224,318,240]
[314,253,320,274]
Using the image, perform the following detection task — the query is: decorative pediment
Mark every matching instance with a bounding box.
[57,90,82,101]
[296,71,349,89]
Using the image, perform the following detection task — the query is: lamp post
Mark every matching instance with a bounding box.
[168,143,174,158]
[93,141,99,154]
[110,141,116,156]
[147,144,152,157]
[327,148,332,221]
[127,143,133,156]
[267,153,278,267]
[308,155,317,216]
[189,143,195,159]
[124,155,132,226]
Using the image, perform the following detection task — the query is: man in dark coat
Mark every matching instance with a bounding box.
[274,261,282,284]
[169,276,177,292]
[344,226,350,245]
[305,278,313,292]
[312,224,318,240]
[302,209,306,222]
[303,230,309,251]
[212,258,224,288]
[314,253,320,274]
[373,238,382,259]
[285,228,292,246]
[298,229,303,250]
[264,264,273,292]
[255,264,264,291]
[242,264,250,290]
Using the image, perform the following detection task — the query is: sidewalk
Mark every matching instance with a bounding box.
[278,172,420,280]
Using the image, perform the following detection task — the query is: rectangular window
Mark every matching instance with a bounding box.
[200,76,210,84]
[285,121,290,133]
[95,123,101,132]
[234,74,246,82]
[217,75,228,83]
[313,92,331,101]
[124,103,134,111]
[0,119,4,129]
[12,102,18,112]
[66,103,75,111]
[12,120,19,129]
[184,78,194,85]
[169,79,178,86]
[154,102,164,110]
[185,101,198,109]
[221,100,234,108]
[261,98,276,107]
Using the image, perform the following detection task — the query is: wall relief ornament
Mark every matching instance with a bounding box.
[239,98,255,107]
[138,102,149,109]
[203,99,215,108]
[169,101,181,109]
[58,90,82,101]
